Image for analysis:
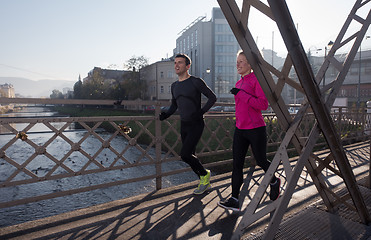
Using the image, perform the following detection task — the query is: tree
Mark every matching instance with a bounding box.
[119,72,147,100]
[73,75,83,99]
[124,55,149,72]
[50,89,64,99]
[81,68,107,99]
[71,56,149,100]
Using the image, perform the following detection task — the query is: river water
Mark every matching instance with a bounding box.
[0,107,196,227]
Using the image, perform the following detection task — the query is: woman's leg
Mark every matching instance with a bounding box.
[231,128,250,199]
[249,126,277,183]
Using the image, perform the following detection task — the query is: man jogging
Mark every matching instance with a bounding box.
[159,53,216,195]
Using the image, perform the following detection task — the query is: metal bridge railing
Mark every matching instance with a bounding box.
[0,97,370,209]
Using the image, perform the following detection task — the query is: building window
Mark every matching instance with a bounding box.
[167,70,173,78]
[191,33,194,48]
[160,86,164,93]
[349,65,358,75]
[216,24,223,32]
[216,66,223,74]
[160,71,164,78]
[168,86,171,93]
[365,62,371,74]
[187,36,190,50]
[195,30,198,47]
[341,89,345,96]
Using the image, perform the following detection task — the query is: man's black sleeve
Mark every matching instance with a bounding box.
[192,77,217,113]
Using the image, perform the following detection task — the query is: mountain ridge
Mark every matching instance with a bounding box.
[0,77,75,97]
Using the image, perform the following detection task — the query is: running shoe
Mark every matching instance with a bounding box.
[218,197,240,212]
[270,178,281,201]
[193,169,211,195]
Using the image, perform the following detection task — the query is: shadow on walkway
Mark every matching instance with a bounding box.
[0,142,371,239]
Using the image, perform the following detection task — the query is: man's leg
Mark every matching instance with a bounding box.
[180,120,210,195]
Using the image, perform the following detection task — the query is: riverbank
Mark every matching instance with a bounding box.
[0,104,14,114]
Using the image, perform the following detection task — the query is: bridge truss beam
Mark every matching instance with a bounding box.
[217,0,371,239]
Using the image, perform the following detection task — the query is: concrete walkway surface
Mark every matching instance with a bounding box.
[0,141,370,240]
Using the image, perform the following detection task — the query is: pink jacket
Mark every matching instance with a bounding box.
[234,72,268,129]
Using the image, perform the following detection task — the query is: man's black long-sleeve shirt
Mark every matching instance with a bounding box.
[166,76,216,122]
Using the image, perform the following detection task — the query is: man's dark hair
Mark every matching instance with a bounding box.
[175,53,191,66]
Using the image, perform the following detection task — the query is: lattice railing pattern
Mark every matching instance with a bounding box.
[0,106,369,208]
[0,116,158,187]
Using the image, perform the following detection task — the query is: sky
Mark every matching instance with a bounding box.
[0,0,370,82]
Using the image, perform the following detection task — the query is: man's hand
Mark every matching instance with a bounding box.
[159,112,169,121]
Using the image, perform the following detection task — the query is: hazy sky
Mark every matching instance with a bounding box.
[0,0,370,82]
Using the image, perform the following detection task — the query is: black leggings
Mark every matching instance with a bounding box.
[231,126,276,198]
[180,120,207,177]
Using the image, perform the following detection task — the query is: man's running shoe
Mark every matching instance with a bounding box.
[270,178,281,201]
[218,197,240,212]
[193,169,211,195]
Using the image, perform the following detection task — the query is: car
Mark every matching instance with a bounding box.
[223,106,235,112]
[161,106,170,111]
[288,107,298,114]
[145,105,155,111]
[210,106,224,112]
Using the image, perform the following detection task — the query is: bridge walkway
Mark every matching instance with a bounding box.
[0,141,371,239]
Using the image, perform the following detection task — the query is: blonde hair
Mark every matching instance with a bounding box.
[237,50,245,57]
[237,50,253,73]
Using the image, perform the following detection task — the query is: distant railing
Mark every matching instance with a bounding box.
[0,97,370,209]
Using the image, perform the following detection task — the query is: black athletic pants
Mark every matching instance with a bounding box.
[231,126,276,199]
[180,119,207,177]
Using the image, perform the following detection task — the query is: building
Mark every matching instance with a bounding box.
[141,7,371,107]
[84,67,132,84]
[174,8,240,102]
[340,49,371,106]
[172,8,294,102]
[0,83,15,98]
[305,49,371,107]
[0,83,15,112]
[140,59,175,100]
[141,8,287,103]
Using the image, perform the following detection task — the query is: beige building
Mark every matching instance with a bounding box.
[140,59,176,100]
[0,83,15,98]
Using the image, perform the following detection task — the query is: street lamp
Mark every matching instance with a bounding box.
[217,75,222,100]
[323,41,334,87]
[357,36,370,108]
[202,67,211,95]
[206,68,211,74]
[202,67,211,82]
